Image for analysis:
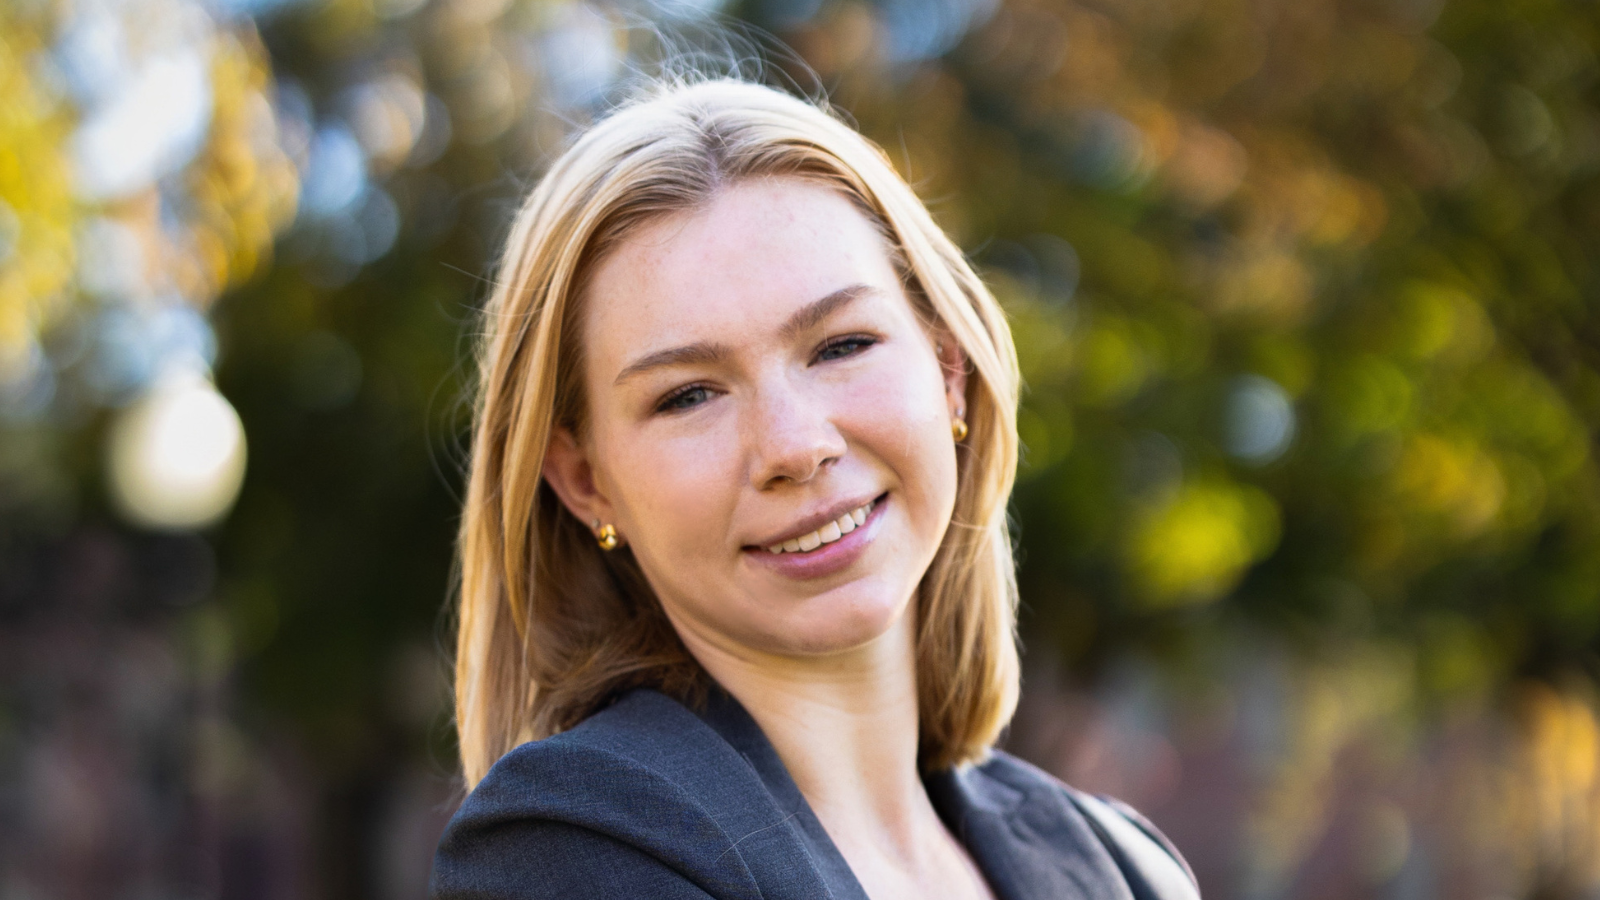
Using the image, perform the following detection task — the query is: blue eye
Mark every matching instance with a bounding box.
[817,336,876,362]
[657,385,710,413]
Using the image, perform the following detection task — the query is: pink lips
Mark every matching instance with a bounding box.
[743,494,887,580]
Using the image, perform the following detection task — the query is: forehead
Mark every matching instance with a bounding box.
[580,178,903,371]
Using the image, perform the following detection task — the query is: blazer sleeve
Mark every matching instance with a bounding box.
[430,817,717,900]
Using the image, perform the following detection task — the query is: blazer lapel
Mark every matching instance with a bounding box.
[924,756,1136,900]
[574,689,840,900]
[695,687,874,900]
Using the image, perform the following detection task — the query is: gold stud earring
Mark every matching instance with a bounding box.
[951,417,969,442]
[592,520,619,551]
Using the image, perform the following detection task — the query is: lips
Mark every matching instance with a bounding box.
[743,493,887,580]
[746,492,886,555]
[763,497,876,554]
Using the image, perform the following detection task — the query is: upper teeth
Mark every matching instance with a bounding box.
[766,500,875,554]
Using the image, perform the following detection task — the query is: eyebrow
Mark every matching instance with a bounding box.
[612,283,883,385]
[779,283,880,341]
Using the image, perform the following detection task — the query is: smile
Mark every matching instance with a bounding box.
[764,498,877,554]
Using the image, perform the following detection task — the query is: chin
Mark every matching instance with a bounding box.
[760,586,909,656]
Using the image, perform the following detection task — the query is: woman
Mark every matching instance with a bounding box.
[431,74,1199,900]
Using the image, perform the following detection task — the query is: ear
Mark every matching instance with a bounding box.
[541,426,621,543]
[934,330,970,421]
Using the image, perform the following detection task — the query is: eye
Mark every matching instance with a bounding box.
[655,384,712,414]
[816,335,877,363]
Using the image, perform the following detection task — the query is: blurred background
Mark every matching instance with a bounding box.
[2,0,1599,895]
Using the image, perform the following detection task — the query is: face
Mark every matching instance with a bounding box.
[542,177,967,662]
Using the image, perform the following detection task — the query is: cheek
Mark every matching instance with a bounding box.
[837,357,958,505]
[599,416,741,562]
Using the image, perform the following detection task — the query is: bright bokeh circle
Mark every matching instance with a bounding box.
[107,371,248,530]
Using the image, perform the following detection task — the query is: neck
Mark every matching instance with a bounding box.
[681,611,949,866]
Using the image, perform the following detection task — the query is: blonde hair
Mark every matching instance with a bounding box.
[454,75,1022,789]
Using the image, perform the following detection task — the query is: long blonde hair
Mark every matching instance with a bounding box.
[455,74,1021,789]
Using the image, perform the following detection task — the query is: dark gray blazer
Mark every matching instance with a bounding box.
[430,686,1199,900]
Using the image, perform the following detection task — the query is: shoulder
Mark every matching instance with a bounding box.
[430,818,720,899]
[952,750,1200,899]
[430,690,763,900]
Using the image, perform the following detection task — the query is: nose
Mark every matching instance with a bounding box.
[745,379,847,490]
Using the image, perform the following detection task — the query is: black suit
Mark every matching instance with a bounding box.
[431,685,1199,899]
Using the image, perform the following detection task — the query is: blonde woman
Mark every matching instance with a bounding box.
[430,74,1199,900]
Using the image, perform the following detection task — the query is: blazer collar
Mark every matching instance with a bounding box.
[696,685,1133,900]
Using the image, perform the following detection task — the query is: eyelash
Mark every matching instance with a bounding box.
[655,384,711,414]
[816,334,878,361]
[652,334,880,415]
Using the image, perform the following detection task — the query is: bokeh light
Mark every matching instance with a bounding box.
[1224,375,1296,465]
[106,368,248,529]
